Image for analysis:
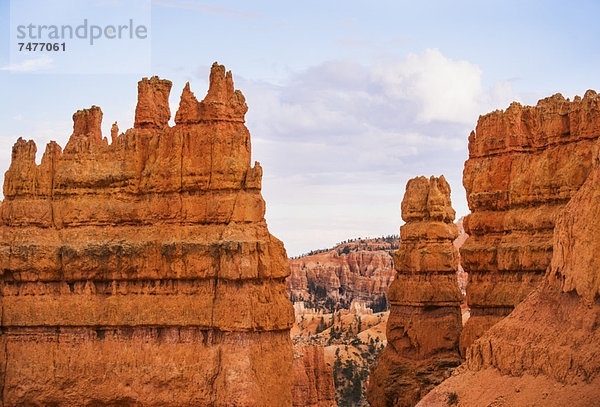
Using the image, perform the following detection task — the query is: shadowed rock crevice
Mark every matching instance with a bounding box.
[292,345,337,407]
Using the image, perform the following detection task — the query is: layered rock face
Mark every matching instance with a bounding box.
[287,237,399,308]
[460,91,600,354]
[292,345,337,407]
[417,138,600,407]
[469,136,600,383]
[367,176,463,407]
[0,63,295,406]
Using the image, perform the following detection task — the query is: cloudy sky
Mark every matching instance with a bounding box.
[1,0,599,256]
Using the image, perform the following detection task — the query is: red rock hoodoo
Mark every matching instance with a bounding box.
[460,91,600,354]
[417,136,600,407]
[0,63,295,406]
[293,345,337,407]
[367,176,463,407]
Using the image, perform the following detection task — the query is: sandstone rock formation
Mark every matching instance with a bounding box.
[417,137,600,407]
[293,345,337,407]
[0,63,295,406]
[460,91,600,354]
[287,237,400,310]
[367,176,463,407]
[453,217,468,296]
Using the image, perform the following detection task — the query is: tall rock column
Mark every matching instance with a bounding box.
[367,176,463,407]
[460,91,600,354]
[0,63,295,406]
[416,136,600,407]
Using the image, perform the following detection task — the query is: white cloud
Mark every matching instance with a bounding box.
[371,48,512,123]
[233,49,517,255]
[12,114,23,121]
[0,56,54,72]
[242,50,514,178]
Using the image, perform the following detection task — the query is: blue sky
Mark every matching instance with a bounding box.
[1,0,599,255]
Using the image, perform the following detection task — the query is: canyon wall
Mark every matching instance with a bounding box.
[288,237,399,309]
[460,91,600,353]
[0,63,295,406]
[293,345,337,407]
[417,136,600,407]
[367,176,463,407]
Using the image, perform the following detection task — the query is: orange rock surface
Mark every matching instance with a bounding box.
[367,176,463,407]
[417,138,600,407]
[293,345,337,407]
[0,63,295,406]
[460,91,600,354]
